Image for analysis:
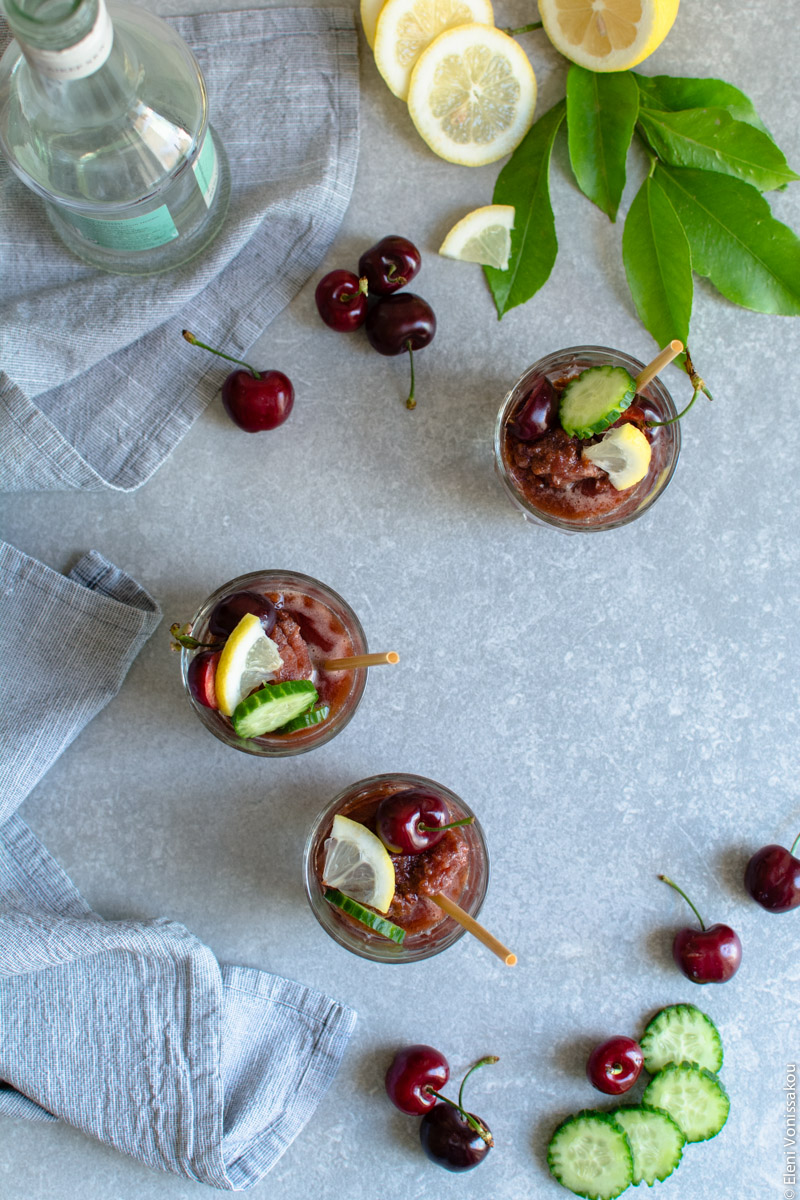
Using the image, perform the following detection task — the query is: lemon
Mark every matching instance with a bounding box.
[214,612,283,717]
[374,0,494,101]
[322,815,396,913]
[361,0,387,49]
[407,24,537,167]
[581,423,652,490]
[439,204,515,268]
[538,0,680,72]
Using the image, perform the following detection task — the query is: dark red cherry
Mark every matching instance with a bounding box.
[510,377,559,441]
[745,835,800,912]
[385,1044,449,1115]
[187,650,220,709]
[375,789,473,855]
[208,591,277,639]
[660,876,742,984]
[586,1036,643,1095]
[315,270,368,332]
[365,293,436,356]
[358,235,421,295]
[182,332,293,433]
[419,1105,492,1172]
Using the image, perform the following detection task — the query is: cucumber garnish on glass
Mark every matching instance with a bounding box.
[278,704,330,734]
[559,365,636,438]
[231,679,317,738]
[324,887,406,944]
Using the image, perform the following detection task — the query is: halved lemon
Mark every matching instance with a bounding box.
[581,423,652,490]
[439,204,515,268]
[214,612,283,717]
[374,0,494,101]
[407,24,537,166]
[361,0,387,49]
[322,814,396,913]
[538,0,680,72]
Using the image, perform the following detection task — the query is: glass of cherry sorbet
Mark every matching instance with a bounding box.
[303,774,490,963]
[181,570,368,756]
[494,345,682,533]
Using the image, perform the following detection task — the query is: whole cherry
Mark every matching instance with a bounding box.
[745,832,800,913]
[358,234,421,295]
[182,331,294,432]
[187,649,220,709]
[385,1044,449,1115]
[586,1036,644,1095]
[207,590,277,639]
[510,377,559,441]
[315,270,368,332]
[365,293,436,410]
[418,1056,497,1173]
[375,789,474,855]
[659,875,742,984]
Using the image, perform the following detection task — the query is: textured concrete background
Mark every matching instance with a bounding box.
[2,0,799,1197]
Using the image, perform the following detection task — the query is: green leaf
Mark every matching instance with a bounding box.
[622,174,692,350]
[634,73,772,136]
[486,100,565,318]
[566,66,639,221]
[655,164,800,314]
[638,106,800,192]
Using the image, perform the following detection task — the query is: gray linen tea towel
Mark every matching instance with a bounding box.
[0,6,359,493]
[0,542,357,1189]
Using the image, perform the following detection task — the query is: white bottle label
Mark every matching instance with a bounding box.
[192,132,219,209]
[22,0,113,81]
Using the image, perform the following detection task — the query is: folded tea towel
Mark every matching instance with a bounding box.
[0,6,359,493]
[0,542,357,1188]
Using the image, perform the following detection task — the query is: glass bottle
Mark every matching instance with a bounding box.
[0,0,230,274]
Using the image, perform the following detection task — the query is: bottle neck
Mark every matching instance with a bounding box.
[3,0,114,79]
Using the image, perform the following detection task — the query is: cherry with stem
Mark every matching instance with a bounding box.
[659,874,742,984]
[423,1056,498,1147]
[182,330,294,432]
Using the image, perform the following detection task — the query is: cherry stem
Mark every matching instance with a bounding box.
[505,19,543,33]
[169,622,217,651]
[791,832,800,856]
[386,264,407,286]
[182,330,261,380]
[340,277,369,303]
[610,1063,624,1076]
[646,385,701,428]
[405,340,416,410]
[658,874,706,931]
[418,816,475,833]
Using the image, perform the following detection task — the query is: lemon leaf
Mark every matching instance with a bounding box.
[486,99,565,317]
[622,173,692,352]
[566,65,639,222]
[633,73,772,137]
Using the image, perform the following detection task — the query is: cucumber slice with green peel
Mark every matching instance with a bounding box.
[277,704,330,734]
[559,365,636,438]
[643,1063,729,1143]
[324,887,406,944]
[231,680,317,738]
[612,1105,685,1186]
[640,1004,723,1074]
[547,1110,633,1199]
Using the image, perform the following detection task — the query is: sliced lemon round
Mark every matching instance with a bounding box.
[538,0,680,72]
[214,612,283,717]
[581,422,652,490]
[361,0,387,49]
[374,0,494,101]
[407,24,537,167]
[439,204,515,268]
[322,814,396,914]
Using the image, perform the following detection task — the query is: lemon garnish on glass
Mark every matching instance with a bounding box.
[581,423,652,491]
[214,612,283,717]
[538,0,680,72]
[439,204,515,269]
[407,24,537,166]
[322,814,396,914]
[373,0,494,101]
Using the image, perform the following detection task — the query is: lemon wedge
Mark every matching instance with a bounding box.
[361,0,387,48]
[374,0,494,101]
[322,814,396,914]
[538,0,680,72]
[407,24,537,166]
[214,612,283,717]
[581,423,652,490]
[439,204,515,268]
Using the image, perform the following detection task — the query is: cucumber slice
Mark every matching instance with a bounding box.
[547,1110,633,1199]
[643,1063,729,1143]
[640,1005,723,1074]
[231,680,317,738]
[559,365,636,438]
[277,704,330,734]
[324,887,406,944]
[612,1105,685,1186]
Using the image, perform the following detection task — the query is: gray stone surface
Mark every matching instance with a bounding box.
[1,0,799,1197]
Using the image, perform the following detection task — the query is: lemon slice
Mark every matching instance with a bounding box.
[538,0,680,72]
[407,24,537,167]
[214,612,283,717]
[361,0,387,49]
[322,814,396,914]
[581,423,652,490]
[439,204,515,268]
[374,0,494,101]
